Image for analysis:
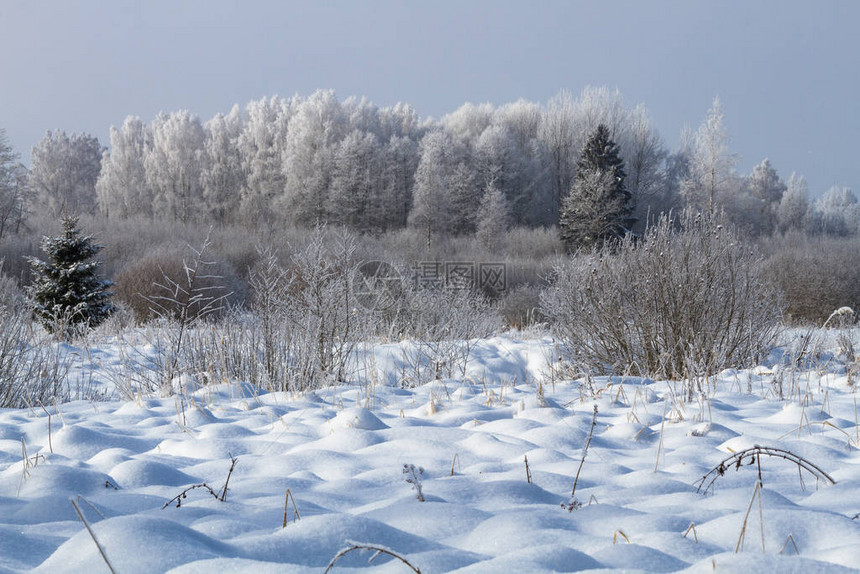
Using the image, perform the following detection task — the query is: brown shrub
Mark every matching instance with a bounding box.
[764,234,860,324]
[114,252,246,323]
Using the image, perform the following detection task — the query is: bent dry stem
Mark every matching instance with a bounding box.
[695,445,836,494]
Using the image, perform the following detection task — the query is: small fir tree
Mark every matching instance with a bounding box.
[27,216,114,336]
[559,124,634,251]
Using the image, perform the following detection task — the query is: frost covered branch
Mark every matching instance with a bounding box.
[325,541,421,574]
[695,446,836,494]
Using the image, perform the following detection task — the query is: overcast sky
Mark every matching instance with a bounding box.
[1,0,857,195]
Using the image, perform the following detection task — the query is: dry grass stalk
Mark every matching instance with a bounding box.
[71,498,116,574]
[40,405,53,453]
[779,534,799,555]
[282,488,301,527]
[20,438,31,481]
[17,438,46,496]
[683,523,698,543]
[654,398,668,473]
[572,405,598,499]
[325,541,421,574]
[778,420,853,447]
[613,530,630,544]
[562,404,598,511]
[524,455,532,484]
[75,495,105,520]
[734,480,765,554]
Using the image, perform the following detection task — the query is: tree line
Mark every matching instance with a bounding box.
[1,87,856,248]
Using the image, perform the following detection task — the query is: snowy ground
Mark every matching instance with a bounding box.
[2,334,860,572]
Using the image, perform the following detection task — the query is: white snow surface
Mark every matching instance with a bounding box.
[2,333,860,572]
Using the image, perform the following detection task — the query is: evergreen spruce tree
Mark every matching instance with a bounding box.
[559,124,634,251]
[27,216,114,336]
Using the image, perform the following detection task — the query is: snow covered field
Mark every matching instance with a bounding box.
[2,333,860,572]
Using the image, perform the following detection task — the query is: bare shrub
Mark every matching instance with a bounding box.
[182,227,372,392]
[541,211,783,388]
[498,285,544,329]
[283,226,369,386]
[114,251,244,323]
[399,281,503,384]
[0,261,26,310]
[765,233,860,324]
[0,231,41,286]
[0,304,70,408]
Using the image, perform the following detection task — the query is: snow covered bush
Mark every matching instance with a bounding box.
[541,211,783,386]
[402,464,425,502]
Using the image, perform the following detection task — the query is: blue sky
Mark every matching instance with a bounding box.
[1,0,857,195]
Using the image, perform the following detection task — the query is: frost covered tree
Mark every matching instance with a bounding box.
[378,101,422,141]
[0,128,28,240]
[476,124,536,226]
[559,124,633,251]
[201,105,244,223]
[742,158,786,235]
[96,116,151,219]
[776,173,809,233]
[476,179,511,251]
[27,216,114,337]
[280,90,345,225]
[682,97,736,216]
[812,186,860,236]
[571,86,629,157]
[749,158,786,205]
[328,130,383,232]
[442,102,495,142]
[447,150,482,235]
[625,104,670,230]
[718,176,772,236]
[493,100,551,225]
[538,90,577,219]
[380,135,418,229]
[237,96,292,223]
[29,131,103,216]
[409,131,453,248]
[145,110,206,223]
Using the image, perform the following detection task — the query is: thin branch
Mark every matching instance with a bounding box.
[695,445,836,494]
[325,541,421,574]
[161,483,219,509]
[218,454,238,502]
